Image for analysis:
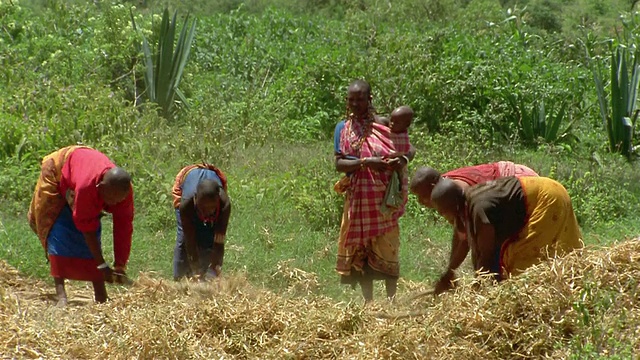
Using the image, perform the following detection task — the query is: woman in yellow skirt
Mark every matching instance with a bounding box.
[424,176,583,294]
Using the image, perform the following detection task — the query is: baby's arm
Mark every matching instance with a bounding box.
[375,115,390,126]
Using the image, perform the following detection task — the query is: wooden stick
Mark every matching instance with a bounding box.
[368,289,437,319]
[409,288,435,301]
[373,311,430,320]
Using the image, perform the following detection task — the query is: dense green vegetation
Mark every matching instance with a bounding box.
[2,2,640,352]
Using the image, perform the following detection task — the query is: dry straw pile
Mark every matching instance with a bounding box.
[2,239,640,359]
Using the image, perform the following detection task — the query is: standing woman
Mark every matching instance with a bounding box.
[333,79,414,303]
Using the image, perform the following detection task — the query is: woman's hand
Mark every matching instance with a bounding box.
[363,157,389,171]
[385,156,408,171]
[201,265,221,281]
[113,267,134,285]
[100,266,115,283]
[433,269,457,295]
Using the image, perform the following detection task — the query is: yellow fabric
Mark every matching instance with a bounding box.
[336,194,400,277]
[500,176,583,277]
[27,145,89,250]
[333,176,351,195]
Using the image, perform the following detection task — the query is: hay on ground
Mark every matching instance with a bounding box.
[2,239,640,359]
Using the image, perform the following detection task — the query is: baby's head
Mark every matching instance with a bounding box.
[389,105,413,133]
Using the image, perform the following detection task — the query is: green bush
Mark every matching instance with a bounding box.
[1,0,640,238]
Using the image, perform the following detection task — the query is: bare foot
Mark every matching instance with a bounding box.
[54,277,68,307]
[56,297,68,308]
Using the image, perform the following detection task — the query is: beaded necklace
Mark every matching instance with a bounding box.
[194,196,220,227]
[347,110,375,152]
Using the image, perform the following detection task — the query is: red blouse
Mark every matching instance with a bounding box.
[59,148,134,267]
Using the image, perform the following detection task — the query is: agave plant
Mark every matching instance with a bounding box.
[132,8,196,119]
[592,45,640,160]
[504,92,575,145]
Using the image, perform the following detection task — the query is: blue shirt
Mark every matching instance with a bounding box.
[181,168,223,202]
[333,120,357,159]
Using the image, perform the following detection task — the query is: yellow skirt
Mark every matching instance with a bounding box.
[336,194,400,279]
[500,176,583,277]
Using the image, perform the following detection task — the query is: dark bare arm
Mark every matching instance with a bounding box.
[470,219,498,279]
[335,156,389,173]
[406,144,417,161]
[434,226,470,294]
[448,229,471,273]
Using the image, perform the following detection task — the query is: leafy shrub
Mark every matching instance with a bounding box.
[290,163,343,232]
[550,154,640,227]
[1,0,640,238]
[528,0,563,33]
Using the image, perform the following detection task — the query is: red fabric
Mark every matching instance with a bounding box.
[496,161,539,177]
[106,191,134,268]
[49,254,103,281]
[59,148,134,268]
[339,121,410,246]
[443,163,501,186]
[444,162,539,186]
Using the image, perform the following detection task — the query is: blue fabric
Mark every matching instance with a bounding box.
[180,168,222,241]
[181,168,223,202]
[172,208,215,280]
[334,120,345,154]
[47,205,101,259]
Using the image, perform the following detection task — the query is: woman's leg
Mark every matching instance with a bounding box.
[360,275,374,303]
[385,278,397,300]
[367,226,401,301]
[172,209,191,280]
[54,277,67,306]
[92,280,108,303]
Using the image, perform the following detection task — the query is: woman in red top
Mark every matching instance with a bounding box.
[28,146,134,305]
[409,162,539,208]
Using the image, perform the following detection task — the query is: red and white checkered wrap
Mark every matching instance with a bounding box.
[497,161,539,178]
[340,122,411,247]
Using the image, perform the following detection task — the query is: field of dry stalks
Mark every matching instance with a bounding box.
[2,240,640,359]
